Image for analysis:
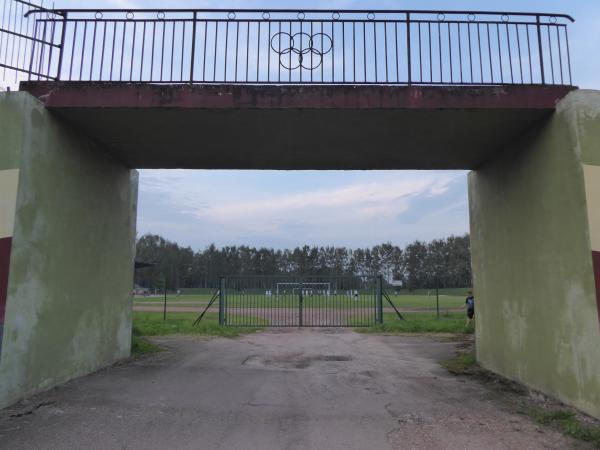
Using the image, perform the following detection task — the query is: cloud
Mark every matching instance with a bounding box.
[137,170,466,248]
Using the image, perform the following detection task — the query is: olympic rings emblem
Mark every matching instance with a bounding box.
[270,32,333,70]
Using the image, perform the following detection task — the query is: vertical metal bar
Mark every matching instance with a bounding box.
[565,26,572,85]
[467,22,473,83]
[141,21,148,81]
[536,15,545,84]
[119,21,125,81]
[406,13,412,86]
[170,21,175,81]
[90,20,97,80]
[299,282,303,327]
[109,21,116,80]
[376,275,383,324]
[244,21,249,83]
[383,21,388,82]
[180,21,185,81]
[417,21,421,82]
[496,24,503,84]
[219,277,225,325]
[202,20,207,82]
[362,21,366,81]
[438,21,442,82]
[506,22,514,83]
[458,22,463,83]
[189,12,196,83]
[557,25,564,85]
[353,21,356,82]
[477,23,483,82]
[160,20,165,82]
[129,21,135,81]
[55,12,68,80]
[394,22,399,82]
[486,23,493,83]
[213,21,218,81]
[526,24,533,83]
[223,20,229,82]
[516,24,523,83]
[341,20,345,83]
[99,20,107,81]
[233,21,238,82]
[256,21,260,82]
[547,24,554,84]
[447,22,452,83]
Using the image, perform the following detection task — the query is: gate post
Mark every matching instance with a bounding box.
[298,282,303,327]
[218,277,225,325]
[376,275,383,324]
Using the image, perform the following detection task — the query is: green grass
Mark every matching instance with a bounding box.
[531,409,600,448]
[441,351,478,375]
[131,333,163,358]
[133,311,263,338]
[357,312,474,334]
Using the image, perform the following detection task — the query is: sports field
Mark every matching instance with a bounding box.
[133,292,467,312]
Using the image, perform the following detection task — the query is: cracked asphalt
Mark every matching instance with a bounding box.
[0,329,588,449]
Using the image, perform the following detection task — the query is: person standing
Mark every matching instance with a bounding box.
[465,291,475,326]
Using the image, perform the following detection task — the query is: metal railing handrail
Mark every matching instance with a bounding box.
[23,8,575,23]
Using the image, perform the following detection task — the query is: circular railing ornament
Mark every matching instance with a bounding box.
[437,13,446,21]
[95,11,103,20]
[157,11,165,20]
[501,14,510,22]
[227,11,236,20]
[126,11,134,20]
[332,12,341,21]
[270,31,333,71]
[262,12,270,20]
[297,12,306,21]
[550,16,558,24]
[367,12,375,20]
[468,13,476,22]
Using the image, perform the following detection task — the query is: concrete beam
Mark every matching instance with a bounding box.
[21,83,575,170]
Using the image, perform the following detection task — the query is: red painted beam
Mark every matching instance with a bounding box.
[593,251,600,327]
[20,82,576,111]
[0,237,12,350]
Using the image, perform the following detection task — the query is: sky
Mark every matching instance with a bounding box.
[23,0,600,249]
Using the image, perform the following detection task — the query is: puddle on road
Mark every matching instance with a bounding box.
[242,353,353,369]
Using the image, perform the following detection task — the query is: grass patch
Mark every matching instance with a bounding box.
[357,312,474,334]
[131,333,163,358]
[133,311,262,338]
[441,351,478,375]
[531,409,600,448]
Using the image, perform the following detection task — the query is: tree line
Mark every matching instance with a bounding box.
[134,234,472,291]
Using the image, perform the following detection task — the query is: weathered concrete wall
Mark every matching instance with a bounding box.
[0,92,138,409]
[469,90,600,419]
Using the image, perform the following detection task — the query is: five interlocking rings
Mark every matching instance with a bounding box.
[270,32,333,70]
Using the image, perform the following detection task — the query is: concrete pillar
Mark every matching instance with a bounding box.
[469,90,600,419]
[0,92,138,409]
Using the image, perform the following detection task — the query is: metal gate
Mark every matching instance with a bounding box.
[218,275,383,327]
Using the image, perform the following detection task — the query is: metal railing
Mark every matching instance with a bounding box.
[1,3,575,88]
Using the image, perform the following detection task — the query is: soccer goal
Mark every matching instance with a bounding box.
[275,282,332,297]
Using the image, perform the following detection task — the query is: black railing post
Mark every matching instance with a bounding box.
[218,276,225,325]
[298,282,303,327]
[536,15,546,85]
[406,12,412,85]
[55,11,68,81]
[376,275,383,324]
[189,11,197,83]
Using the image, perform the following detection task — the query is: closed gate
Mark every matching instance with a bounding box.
[218,275,383,327]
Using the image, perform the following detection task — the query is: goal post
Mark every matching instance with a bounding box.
[275,282,332,296]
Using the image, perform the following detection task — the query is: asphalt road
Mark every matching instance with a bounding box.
[0,330,587,449]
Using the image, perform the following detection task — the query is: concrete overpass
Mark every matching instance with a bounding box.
[0,5,599,421]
